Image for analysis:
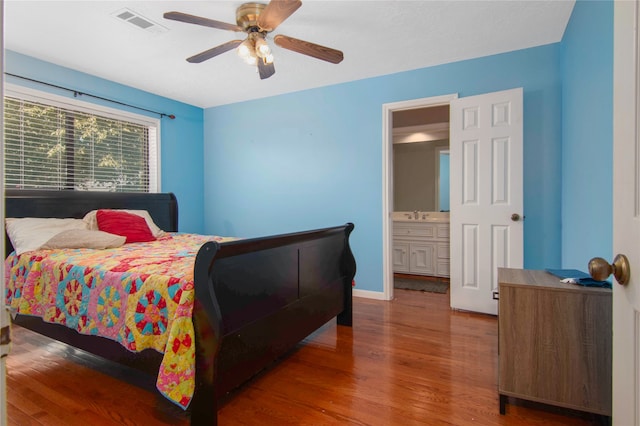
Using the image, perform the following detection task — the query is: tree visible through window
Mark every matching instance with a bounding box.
[3,94,158,192]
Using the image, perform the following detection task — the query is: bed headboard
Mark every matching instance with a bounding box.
[4,189,178,256]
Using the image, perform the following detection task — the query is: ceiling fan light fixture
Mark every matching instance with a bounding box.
[255,37,271,58]
[237,39,253,59]
[245,55,258,66]
[238,32,271,66]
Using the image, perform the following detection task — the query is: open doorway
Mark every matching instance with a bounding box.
[392,106,450,293]
[381,94,458,301]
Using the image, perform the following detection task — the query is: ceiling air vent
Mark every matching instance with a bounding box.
[111,8,168,34]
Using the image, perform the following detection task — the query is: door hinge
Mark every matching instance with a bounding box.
[0,305,11,358]
[0,325,10,358]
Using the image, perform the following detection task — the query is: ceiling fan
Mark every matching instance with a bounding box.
[164,0,344,80]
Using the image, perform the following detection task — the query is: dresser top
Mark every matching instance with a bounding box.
[498,268,612,294]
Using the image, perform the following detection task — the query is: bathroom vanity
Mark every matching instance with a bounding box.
[392,212,449,277]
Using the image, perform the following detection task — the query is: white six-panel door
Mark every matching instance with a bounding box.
[450,88,523,315]
[612,2,640,423]
[0,2,8,424]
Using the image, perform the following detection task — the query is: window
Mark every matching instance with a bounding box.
[3,85,160,192]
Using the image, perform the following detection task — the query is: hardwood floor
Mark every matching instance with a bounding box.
[6,290,598,425]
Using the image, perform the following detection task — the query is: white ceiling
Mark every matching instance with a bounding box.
[4,1,575,109]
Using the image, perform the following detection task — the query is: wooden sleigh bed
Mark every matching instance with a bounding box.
[4,189,356,425]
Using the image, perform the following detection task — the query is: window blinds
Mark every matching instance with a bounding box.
[3,95,158,192]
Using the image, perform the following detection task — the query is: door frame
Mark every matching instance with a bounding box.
[381,93,458,300]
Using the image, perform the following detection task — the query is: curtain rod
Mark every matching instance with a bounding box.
[4,73,176,120]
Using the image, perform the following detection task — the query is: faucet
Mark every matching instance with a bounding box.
[413,210,419,219]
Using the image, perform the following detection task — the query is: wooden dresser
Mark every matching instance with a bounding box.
[497,268,612,417]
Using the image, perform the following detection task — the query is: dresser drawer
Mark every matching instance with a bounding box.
[437,243,450,259]
[436,224,449,239]
[393,224,436,238]
[436,260,450,277]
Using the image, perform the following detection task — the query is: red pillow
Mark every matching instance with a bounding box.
[96,209,156,244]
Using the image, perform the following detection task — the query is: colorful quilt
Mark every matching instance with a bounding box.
[4,233,235,409]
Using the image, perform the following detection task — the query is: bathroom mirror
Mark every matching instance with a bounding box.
[393,139,449,212]
[436,148,450,212]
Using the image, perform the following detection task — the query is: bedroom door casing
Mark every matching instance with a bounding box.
[381,93,458,301]
[449,88,524,315]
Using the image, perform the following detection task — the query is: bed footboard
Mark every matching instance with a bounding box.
[190,223,356,425]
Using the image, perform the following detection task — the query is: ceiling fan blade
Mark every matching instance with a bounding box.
[164,11,243,32]
[274,35,343,64]
[187,40,243,63]
[258,0,302,32]
[258,60,276,80]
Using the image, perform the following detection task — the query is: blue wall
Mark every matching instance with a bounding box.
[4,0,613,293]
[4,50,205,233]
[560,0,613,269]
[204,44,563,293]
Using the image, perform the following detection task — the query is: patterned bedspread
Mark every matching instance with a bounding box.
[4,233,234,409]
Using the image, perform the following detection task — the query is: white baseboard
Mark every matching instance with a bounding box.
[353,288,388,300]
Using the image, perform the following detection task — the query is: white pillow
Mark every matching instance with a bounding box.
[83,209,166,238]
[5,217,88,255]
[41,229,126,250]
